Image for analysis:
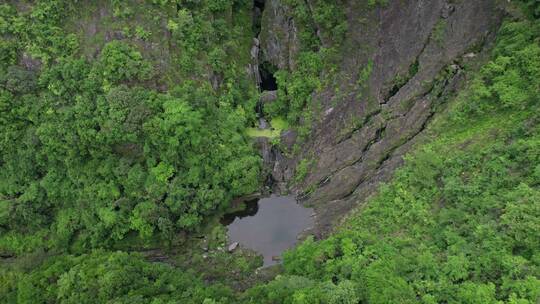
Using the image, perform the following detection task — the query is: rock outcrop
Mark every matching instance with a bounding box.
[259,0,300,70]
[259,0,505,236]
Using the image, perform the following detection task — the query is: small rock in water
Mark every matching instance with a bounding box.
[272,255,281,262]
[228,242,239,252]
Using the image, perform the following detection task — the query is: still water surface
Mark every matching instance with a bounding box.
[222,195,314,267]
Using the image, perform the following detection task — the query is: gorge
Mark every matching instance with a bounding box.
[0,0,539,303]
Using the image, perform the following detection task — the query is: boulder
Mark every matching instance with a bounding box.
[228,242,239,252]
[259,118,269,129]
[260,90,278,104]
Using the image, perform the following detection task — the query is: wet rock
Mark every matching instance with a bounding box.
[272,149,295,191]
[228,242,239,252]
[280,130,297,151]
[251,38,260,59]
[260,90,278,104]
[271,255,281,262]
[250,63,261,87]
[259,118,269,129]
[255,137,275,168]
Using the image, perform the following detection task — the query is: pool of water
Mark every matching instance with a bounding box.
[222,195,314,267]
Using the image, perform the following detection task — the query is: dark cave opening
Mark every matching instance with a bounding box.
[254,0,265,10]
[259,62,278,91]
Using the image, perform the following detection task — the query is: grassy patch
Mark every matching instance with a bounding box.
[246,117,289,138]
[270,117,289,130]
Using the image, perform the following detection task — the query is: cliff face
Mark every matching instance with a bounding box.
[259,0,505,236]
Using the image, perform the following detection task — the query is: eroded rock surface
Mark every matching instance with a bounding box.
[260,0,504,236]
[259,0,300,70]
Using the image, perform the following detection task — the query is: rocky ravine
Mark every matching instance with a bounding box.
[258,0,505,236]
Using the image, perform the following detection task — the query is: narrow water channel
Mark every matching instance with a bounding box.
[223,195,314,267]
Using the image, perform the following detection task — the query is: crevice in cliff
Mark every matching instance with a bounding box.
[382,35,428,105]
[336,108,382,145]
[250,0,283,191]
[328,112,431,203]
[253,0,265,36]
[303,61,464,203]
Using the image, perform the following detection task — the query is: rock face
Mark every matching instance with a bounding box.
[259,0,504,236]
[260,90,278,104]
[259,0,300,70]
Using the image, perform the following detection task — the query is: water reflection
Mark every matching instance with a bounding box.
[220,199,259,226]
[223,195,314,267]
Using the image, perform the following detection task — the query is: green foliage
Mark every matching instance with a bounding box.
[265,51,323,126]
[519,0,540,18]
[282,0,347,47]
[432,19,447,45]
[294,158,312,184]
[1,251,233,304]
[357,59,373,87]
[368,0,389,8]
[16,1,78,63]
[134,25,151,41]
[309,0,348,44]
[266,0,345,141]
[242,274,360,304]
[0,0,260,256]
[459,20,540,115]
[207,0,233,12]
[97,41,153,87]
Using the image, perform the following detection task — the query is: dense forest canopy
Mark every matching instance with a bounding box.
[0,0,261,255]
[1,0,539,303]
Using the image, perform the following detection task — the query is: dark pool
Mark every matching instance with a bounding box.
[222,195,314,267]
